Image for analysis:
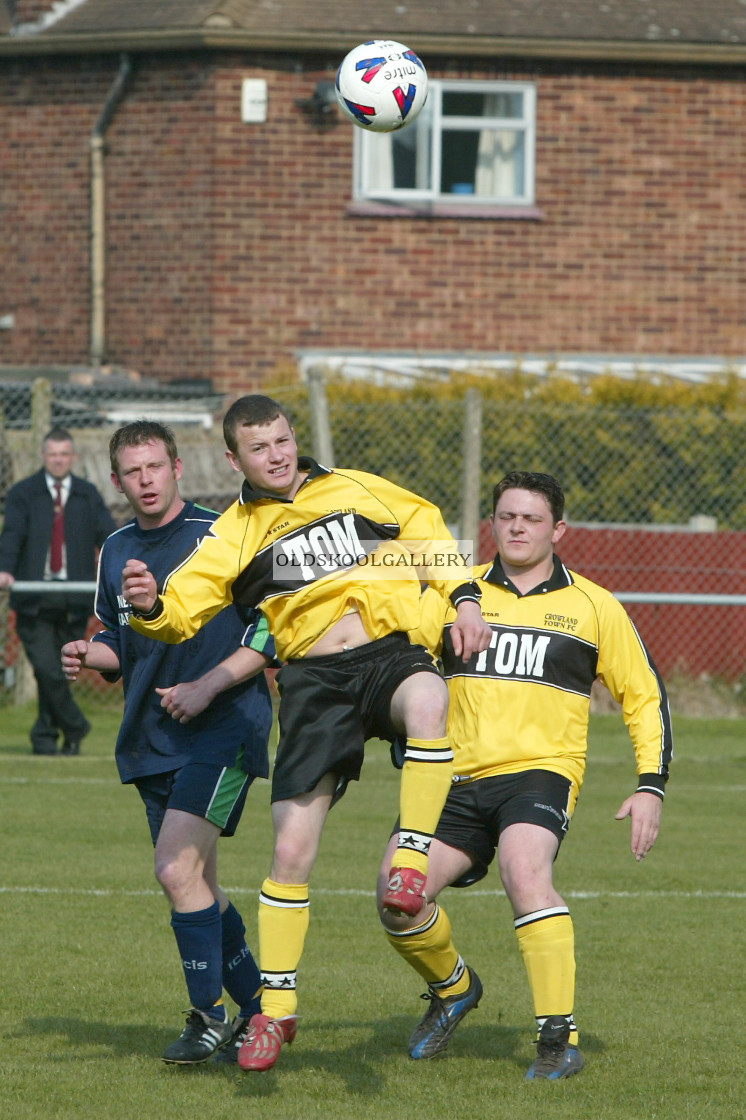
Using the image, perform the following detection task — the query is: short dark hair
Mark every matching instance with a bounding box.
[492,471,565,523]
[43,426,74,446]
[223,395,293,454]
[109,420,179,475]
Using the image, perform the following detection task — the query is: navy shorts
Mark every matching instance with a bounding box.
[435,769,576,887]
[134,762,254,843]
[273,631,442,804]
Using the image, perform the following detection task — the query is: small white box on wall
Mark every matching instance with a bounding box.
[241,79,268,123]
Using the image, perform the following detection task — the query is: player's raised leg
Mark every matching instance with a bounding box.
[382,673,453,916]
[379,834,483,1058]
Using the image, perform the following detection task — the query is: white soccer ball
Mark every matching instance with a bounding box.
[335,40,429,133]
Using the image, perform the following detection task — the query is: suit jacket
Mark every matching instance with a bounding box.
[0,469,116,615]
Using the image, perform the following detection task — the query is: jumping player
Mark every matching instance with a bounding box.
[121,394,491,1071]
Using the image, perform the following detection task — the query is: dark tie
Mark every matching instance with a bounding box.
[50,482,64,574]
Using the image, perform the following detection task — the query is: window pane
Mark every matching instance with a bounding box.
[357,83,533,202]
[392,116,432,190]
[440,128,525,198]
[442,90,524,119]
[363,111,432,192]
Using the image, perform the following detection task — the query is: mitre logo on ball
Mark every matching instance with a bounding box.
[335,39,429,133]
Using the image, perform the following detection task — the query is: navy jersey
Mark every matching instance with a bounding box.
[92,501,274,784]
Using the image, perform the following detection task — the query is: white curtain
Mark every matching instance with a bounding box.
[475,94,522,198]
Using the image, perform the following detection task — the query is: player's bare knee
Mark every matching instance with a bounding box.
[378,904,427,933]
[155,855,197,902]
[270,838,315,884]
[404,683,449,739]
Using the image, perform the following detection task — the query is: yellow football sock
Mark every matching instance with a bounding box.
[515,908,578,1044]
[384,903,471,997]
[391,736,453,875]
[258,878,310,1019]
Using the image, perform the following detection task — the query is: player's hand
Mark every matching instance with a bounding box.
[156,679,215,723]
[122,559,158,614]
[61,639,89,680]
[615,791,662,862]
[450,600,492,663]
[0,570,15,590]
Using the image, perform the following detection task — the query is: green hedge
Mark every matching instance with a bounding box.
[275,372,746,528]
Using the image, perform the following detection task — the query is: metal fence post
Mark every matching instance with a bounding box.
[31,378,52,447]
[307,366,335,467]
[460,388,483,563]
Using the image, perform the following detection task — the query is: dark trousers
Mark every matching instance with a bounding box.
[15,610,91,753]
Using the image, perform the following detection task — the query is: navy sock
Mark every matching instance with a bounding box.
[221,901,262,1018]
[170,900,225,1018]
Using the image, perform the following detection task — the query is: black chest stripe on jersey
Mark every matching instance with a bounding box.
[442,624,599,695]
[231,511,400,608]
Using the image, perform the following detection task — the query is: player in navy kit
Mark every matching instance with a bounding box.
[62,421,274,1064]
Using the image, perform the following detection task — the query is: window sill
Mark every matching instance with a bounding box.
[347,199,544,220]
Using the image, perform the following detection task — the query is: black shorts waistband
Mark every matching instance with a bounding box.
[286,631,410,669]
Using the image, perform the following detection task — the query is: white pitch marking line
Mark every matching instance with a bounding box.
[0,885,743,900]
[0,776,114,785]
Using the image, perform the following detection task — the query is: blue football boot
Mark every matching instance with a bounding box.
[408,966,483,1059]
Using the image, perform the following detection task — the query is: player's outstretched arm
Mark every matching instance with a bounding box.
[449,600,492,663]
[122,558,158,614]
[615,791,662,862]
[155,646,273,724]
[61,639,121,680]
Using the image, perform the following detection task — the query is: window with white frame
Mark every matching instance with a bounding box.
[354,80,536,206]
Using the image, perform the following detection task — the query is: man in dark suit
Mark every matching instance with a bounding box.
[0,426,116,754]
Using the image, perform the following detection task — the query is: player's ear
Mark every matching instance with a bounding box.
[225,449,241,473]
[552,519,567,545]
[110,471,124,493]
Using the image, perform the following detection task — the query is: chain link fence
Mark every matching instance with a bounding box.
[2,369,746,717]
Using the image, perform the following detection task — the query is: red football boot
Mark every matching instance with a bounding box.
[381,866,428,916]
[237,1013,297,1072]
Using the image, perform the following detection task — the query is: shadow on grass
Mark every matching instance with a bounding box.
[0,740,35,756]
[211,1015,561,1099]
[16,1016,177,1059]
[216,1016,607,1098]
[17,1014,606,1097]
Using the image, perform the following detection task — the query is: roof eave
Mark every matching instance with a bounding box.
[1,29,746,65]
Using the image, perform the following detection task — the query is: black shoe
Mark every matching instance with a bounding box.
[408,966,483,1059]
[212,1015,251,1064]
[61,719,90,756]
[525,1016,585,1080]
[161,1007,233,1065]
[32,745,58,755]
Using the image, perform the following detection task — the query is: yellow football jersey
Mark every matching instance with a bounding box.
[130,459,474,660]
[412,555,673,794]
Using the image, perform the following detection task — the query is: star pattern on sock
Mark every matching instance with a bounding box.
[398,830,432,854]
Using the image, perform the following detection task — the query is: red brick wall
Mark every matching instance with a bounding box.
[1,57,94,363]
[0,54,217,377]
[103,56,218,380]
[1,51,745,387]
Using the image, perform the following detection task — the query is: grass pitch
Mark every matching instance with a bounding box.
[1,702,743,1120]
